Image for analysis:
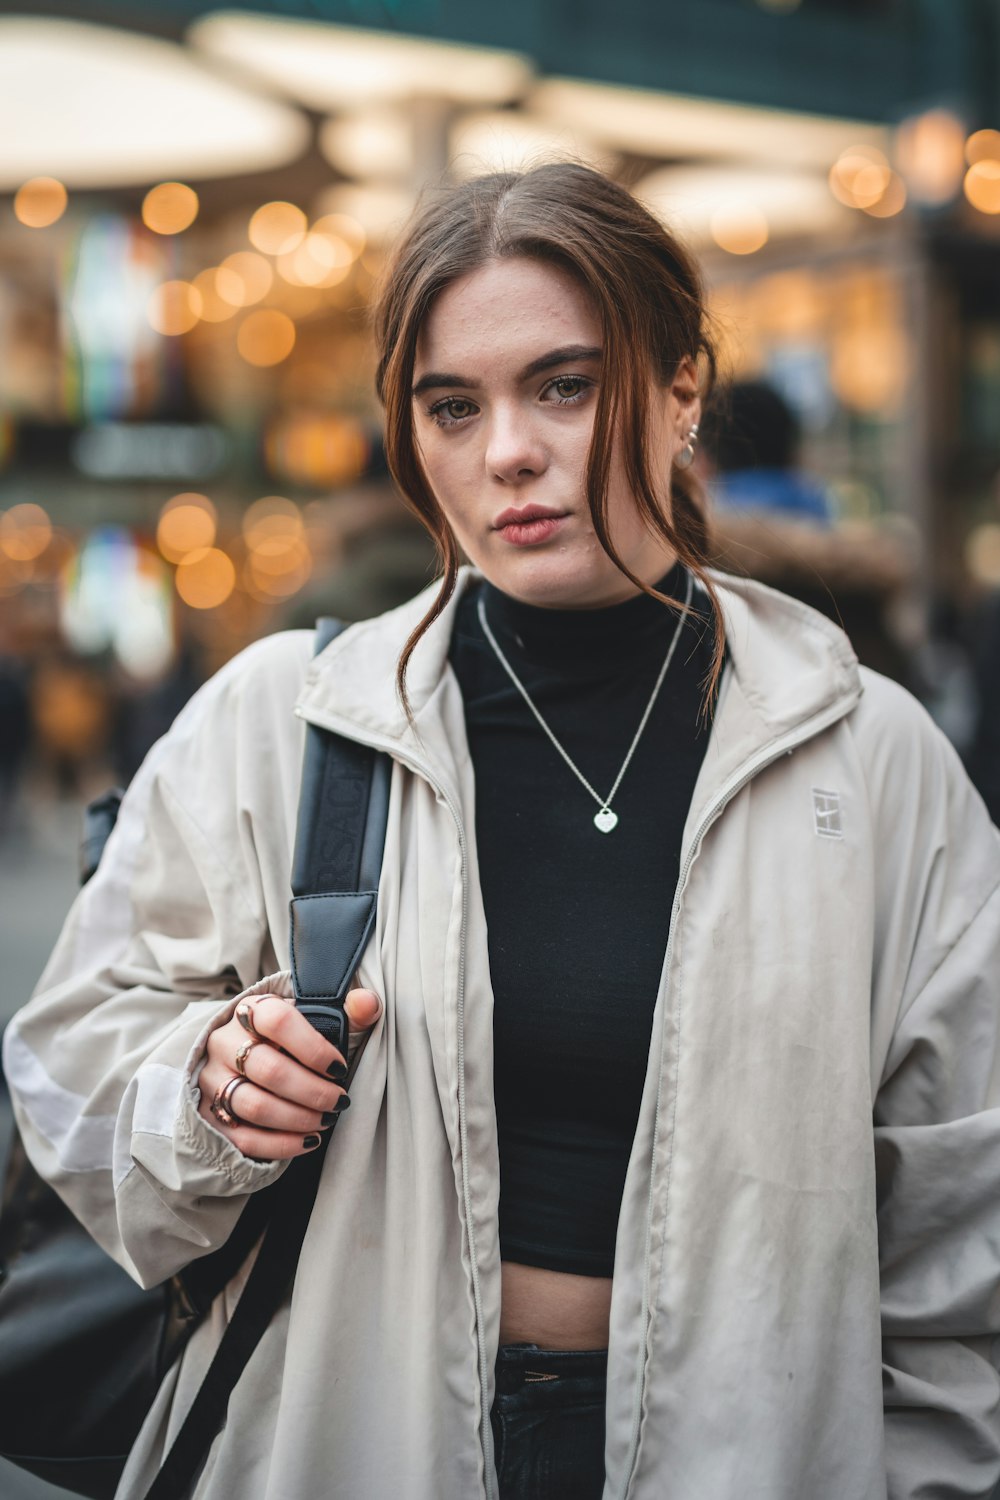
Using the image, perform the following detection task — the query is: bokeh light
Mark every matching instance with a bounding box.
[14,177,68,228]
[237,309,296,366]
[219,250,273,305]
[248,201,306,255]
[277,231,353,288]
[148,280,203,335]
[156,493,218,562]
[142,182,199,235]
[896,109,966,205]
[312,213,366,259]
[829,147,890,208]
[192,267,240,322]
[966,129,1000,166]
[175,546,236,608]
[964,160,1000,214]
[710,203,769,255]
[242,496,311,600]
[0,503,53,561]
[863,173,907,218]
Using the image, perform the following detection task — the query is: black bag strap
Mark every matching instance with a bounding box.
[144,619,390,1500]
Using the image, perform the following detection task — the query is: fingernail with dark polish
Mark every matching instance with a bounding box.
[303,1134,322,1149]
[321,1097,350,1126]
[326,1061,348,1082]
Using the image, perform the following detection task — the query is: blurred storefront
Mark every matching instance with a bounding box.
[1,0,999,794]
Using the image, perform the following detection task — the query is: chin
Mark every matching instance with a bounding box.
[477,546,628,610]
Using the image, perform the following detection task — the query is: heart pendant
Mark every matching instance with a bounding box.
[593,807,618,833]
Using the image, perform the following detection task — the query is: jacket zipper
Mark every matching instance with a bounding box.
[618,691,860,1500]
[293,707,498,1500]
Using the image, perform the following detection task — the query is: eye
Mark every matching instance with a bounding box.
[427,396,478,427]
[541,375,593,405]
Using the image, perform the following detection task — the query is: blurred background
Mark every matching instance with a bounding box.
[1,5,999,1485]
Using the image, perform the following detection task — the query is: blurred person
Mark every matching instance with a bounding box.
[708,378,834,523]
[4,164,1000,1500]
[703,380,912,682]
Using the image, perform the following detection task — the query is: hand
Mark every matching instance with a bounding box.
[197,988,382,1161]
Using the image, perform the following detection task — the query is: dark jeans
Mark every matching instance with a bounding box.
[490,1343,608,1500]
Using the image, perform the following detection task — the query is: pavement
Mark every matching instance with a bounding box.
[1,794,94,1500]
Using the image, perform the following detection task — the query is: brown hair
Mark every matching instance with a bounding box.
[372,161,724,713]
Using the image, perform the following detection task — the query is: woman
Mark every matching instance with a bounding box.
[5,163,1000,1500]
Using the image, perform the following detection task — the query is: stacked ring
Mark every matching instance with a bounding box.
[235,997,265,1040]
[210,1075,247,1128]
[235,1037,260,1077]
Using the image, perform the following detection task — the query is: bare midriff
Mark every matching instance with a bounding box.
[500,1261,612,1350]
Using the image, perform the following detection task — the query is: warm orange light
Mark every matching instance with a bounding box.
[0,503,53,561]
[312,213,366,259]
[157,494,218,562]
[192,268,240,323]
[244,543,312,600]
[237,309,296,366]
[863,172,907,218]
[175,546,236,609]
[831,326,911,412]
[964,160,1000,214]
[896,110,966,205]
[14,177,68,228]
[219,251,273,305]
[248,201,306,255]
[148,280,202,336]
[966,129,1000,166]
[142,182,199,235]
[829,147,891,208]
[242,495,303,548]
[710,204,768,255]
[277,231,353,288]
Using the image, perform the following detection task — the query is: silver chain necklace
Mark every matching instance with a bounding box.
[477,570,693,833]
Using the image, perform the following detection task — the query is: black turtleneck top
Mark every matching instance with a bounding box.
[449,565,718,1278]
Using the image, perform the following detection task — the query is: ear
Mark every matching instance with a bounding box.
[666,356,702,440]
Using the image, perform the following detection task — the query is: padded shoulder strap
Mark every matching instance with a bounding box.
[288,619,391,1013]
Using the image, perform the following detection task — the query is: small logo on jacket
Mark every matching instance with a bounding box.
[812,789,843,838]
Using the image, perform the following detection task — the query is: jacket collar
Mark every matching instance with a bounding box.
[295,566,862,776]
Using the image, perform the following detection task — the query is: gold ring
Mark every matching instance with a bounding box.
[235,1037,260,1078]
[210,1075,246,1128]
[235,997,266,1041]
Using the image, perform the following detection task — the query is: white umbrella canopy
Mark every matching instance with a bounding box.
[188,10,533,109]
[0,16,310,190]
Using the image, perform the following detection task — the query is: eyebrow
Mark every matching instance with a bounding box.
[411,344,602,398]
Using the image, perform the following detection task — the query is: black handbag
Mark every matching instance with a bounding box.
[0,618,390,1499]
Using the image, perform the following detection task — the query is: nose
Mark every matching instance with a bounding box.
[484,404,547,485]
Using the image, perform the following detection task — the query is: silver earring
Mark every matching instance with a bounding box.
[675,422,699,471]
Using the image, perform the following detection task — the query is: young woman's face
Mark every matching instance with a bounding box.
[411,256,700,609]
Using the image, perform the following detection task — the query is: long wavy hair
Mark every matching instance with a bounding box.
[372,161,724,713]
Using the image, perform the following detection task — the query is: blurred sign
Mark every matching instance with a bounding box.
[71,422,229,480]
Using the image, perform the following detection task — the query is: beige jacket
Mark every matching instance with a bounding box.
[5,572,1000,1500]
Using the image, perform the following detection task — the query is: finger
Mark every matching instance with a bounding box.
[197,1095,327,1162]
[204,1073,347,1135]
[200,1050,346,1122]
[234,995,351,1077]
[344,988,383,1031]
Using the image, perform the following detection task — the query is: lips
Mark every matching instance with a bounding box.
[493,504,567,530]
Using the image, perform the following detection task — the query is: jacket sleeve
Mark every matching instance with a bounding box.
[863,675,1000,1498]
[1,638,307,1289]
